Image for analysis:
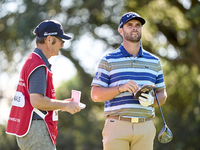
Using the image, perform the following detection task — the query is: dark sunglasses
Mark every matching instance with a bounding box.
[53,36,65,44]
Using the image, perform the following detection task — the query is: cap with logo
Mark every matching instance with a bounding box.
[118,12,146,28]
[33,20,72,40]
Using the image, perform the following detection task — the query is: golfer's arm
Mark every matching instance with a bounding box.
[91,85,119,102]
[152,89,167,107]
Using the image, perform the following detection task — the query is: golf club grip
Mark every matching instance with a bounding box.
[153,89,166,124]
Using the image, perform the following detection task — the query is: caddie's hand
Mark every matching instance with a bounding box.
[62,100,81,114]
[138,93,154,107]
[119,80,140,94]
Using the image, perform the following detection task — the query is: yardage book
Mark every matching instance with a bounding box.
[71,90,86,109]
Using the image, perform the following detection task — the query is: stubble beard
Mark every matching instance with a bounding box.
[124,30,141,43]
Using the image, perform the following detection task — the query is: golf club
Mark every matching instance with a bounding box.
[153,89,173,144]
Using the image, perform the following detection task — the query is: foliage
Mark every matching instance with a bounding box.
[0,0,200,150]
[0,124,18,150]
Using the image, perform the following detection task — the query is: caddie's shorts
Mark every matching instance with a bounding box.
[102,118,156,150]
[16,120,56,150]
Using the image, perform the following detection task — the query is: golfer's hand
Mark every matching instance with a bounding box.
[138,93,154,107]
[119,80,140,94]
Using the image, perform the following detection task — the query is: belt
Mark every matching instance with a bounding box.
[107,115,152,123]
[32,119,43,121]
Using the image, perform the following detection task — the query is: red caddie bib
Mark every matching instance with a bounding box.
[6,52,58,145]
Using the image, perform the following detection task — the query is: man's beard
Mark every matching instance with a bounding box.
[123,30,141,43]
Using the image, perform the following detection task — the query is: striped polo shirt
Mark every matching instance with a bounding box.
[91,44,165,118]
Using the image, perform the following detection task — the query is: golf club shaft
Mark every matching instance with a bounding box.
[153,89,166,124]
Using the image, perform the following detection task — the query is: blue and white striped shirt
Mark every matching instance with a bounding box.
[91,44,165,118]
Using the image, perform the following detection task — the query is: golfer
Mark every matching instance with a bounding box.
[91,12,167,150]
[6,20,81,150]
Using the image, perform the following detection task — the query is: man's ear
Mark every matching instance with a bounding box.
[118,28,123,36]
[46,35,55,46]
[45,35,54,48]
[46,35,52,43]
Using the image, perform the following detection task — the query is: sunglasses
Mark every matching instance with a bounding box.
[53,36,65,44]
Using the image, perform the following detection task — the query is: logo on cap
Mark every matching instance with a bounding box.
[44,32,58,36]
[127,13,136,18]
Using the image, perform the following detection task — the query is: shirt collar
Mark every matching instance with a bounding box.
[33,48,52,70]
[119,44,144,57]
